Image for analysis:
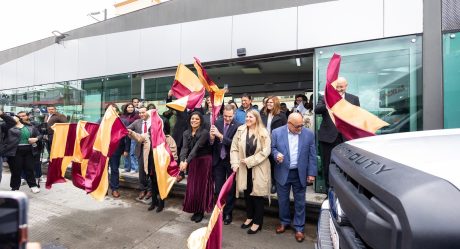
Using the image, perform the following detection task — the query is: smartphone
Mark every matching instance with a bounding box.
[0,191,28,249]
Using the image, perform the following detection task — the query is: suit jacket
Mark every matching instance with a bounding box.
[271,125,317,187]
[211,118,240,167]
[45,113,68,135]
[127,119,146,158]
[315,93,360,143]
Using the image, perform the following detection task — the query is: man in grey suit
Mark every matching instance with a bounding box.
[127,107,152,201]
[315,77,360,188]
[271,113,317,242]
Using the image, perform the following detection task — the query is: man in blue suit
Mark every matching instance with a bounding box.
[210,104,241,225]
[271,112,317,242]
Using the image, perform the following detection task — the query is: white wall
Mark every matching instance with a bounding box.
[0,0,423,90]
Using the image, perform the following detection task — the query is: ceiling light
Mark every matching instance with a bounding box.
[241,67,261,74]
[296,58,301,67]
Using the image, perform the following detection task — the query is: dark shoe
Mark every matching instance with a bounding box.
[241,220,253,229]
[156,201,164,213]
[112,190,120,198]
[271,184,277,194]
[223,214,232,225]
[194,213,204,223]
[191,213,199,221]
[138,191,147,200]
[147,202,157,211]
[275,224,290,234]
[144,191,153,200]
[247,225,262,234]
[295,232,305,242]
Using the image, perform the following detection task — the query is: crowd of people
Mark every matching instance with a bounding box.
[0,81,357,242]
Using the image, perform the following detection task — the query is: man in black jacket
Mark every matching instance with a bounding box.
[210,104,241,225]
[315,77,360,188]
[0,110,16,184]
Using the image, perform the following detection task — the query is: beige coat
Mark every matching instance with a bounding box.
[129,132,178,174]
[230,125,271,198]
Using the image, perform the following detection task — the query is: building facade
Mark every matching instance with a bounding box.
[0,0,458,189]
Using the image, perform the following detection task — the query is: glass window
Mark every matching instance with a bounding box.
[443,32,460,128]
[82,77,104,122]
[144,76,174,114]
[315,35,423,135]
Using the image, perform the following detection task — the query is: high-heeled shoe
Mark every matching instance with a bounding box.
[240,221,253,229]
[247,225,262,234]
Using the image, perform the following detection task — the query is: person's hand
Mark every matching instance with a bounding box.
[28,138,39,144]
[210,125,223,140]
[209,125,216,140]
[231,164,239,172]
[168,90,173,97]
[0,110,3,115]
[276,153,284,163]
[123,151,128,157]
[307,176,315,184]
[240,158,246,166]
[127,129,134,135]
[180,161,188,172]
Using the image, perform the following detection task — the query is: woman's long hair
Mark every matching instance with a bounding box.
[263,96,281,116]
[187,111,206,132]
[246,109,268,142]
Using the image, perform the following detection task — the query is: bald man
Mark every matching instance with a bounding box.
[315,77,360,188]
[271,113,317,242]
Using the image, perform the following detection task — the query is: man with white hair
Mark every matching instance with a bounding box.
[315,77,360,188]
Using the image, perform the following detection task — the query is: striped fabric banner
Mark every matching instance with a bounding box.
[71,121,99,189]
[149,110,180,200]
[325,53,389,140]
[194,57,226,125]
[45,123,77,189]
[187,172,236,249]
[84,106,128,200]
[166,63,206,112]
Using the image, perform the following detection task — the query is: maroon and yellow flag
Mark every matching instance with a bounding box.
[84,106,128,200]
[166,63,206,112]
[325,53,389,140]
[71,121,99,189]
[45,123,78,189]
[149,110,180,199]
[194,57,226,125]
[187,172,236,249]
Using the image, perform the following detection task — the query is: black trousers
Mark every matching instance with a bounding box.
[319,134,344,188]
[8,146,37,190]
[148,149,163,206]
[244,168,264,226]
[212,159,235,216]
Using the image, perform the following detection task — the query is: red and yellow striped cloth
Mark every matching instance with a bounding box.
[149,110,180,199]
[324,53,389,140]
[194,57,226,125]
[166,64,206,112]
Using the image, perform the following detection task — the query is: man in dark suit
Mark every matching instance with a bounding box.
[210,104,240,225]
[43,105,68,154]
[271,113,317,242]
[315,77,360,188]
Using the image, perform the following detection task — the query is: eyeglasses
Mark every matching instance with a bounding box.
[289,122,303,129]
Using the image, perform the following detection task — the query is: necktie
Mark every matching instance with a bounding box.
[143,121,147,133]
[220,124,229,159]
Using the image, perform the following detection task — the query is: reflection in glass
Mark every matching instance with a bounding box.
[443,32,460,128]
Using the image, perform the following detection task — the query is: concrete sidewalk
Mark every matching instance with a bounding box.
[0,171,317,249]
